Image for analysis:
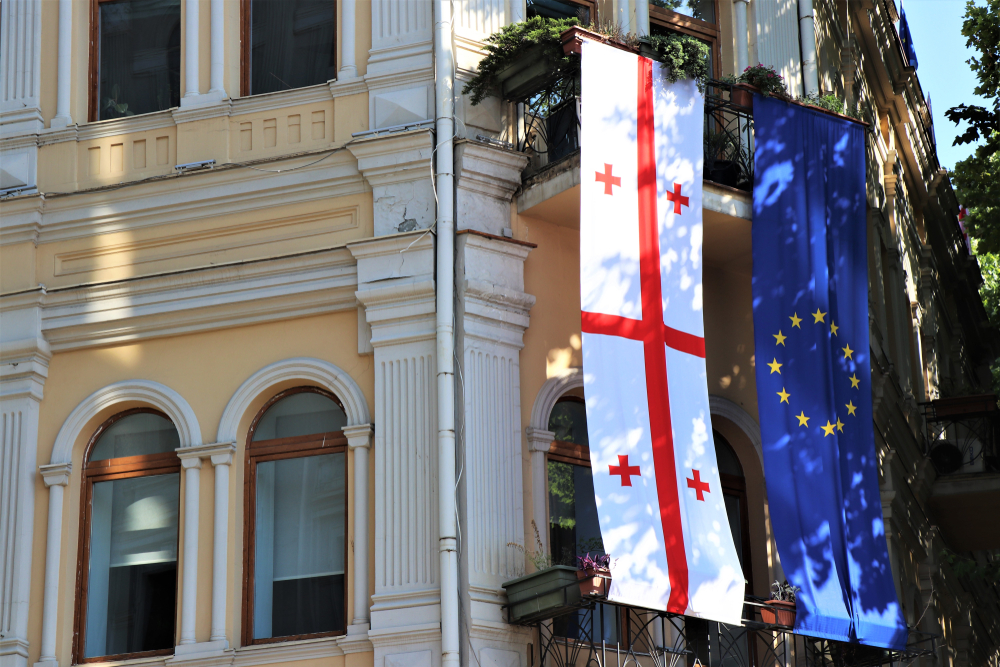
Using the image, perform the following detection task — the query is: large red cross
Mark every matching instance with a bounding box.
[595,163,621,195]
[686,469,711,501]
[581,58,703,614]
[609,454,641,486]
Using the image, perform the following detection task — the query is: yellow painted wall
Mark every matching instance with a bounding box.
[27,311,375,665]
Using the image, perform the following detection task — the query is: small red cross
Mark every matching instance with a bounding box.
[609,454,641,486]
[665,182,690,214]
[686,469,710,501]
[595,163,621,195]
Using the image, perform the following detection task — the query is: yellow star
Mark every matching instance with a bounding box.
[795,411,810,427]
[849,374,860,389]
[830,321,839,336]
[845,401,857,416]
[821,420,836,436]
[767,358,783,374]
[774,330,787,346]
[836,417,845,433]
[777,387,791,404]
[842,343,854,360]
[812,308,827,324]
[789,313,803,328]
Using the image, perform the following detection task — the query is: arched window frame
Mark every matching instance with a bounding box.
[241,386,350,646]
[73,407,182,664]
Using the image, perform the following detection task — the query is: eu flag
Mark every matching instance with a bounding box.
[751,95,908,649]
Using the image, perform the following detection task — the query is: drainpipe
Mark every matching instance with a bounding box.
[798,0,820,96]
[433,2,460,667]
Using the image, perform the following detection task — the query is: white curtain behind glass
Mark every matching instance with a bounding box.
[254,452,345,638]
[85,474,179,657]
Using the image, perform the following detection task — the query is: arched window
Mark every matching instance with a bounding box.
[714,429,753,594]
[76,409,181,662]
[243,387,348,644]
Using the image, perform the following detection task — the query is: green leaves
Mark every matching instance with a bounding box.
[647,33,710,91]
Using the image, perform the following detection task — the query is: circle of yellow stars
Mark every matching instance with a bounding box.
[767,309,860,436]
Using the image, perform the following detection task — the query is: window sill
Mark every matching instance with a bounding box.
[233,636,346,665]
[73,653,172,667]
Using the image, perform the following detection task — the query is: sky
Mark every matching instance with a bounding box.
[901,0,988,170]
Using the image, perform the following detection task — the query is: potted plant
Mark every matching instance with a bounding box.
[704,129,739,188]
[731,64,788,108]
[576,553,612,597]
[502,522,583,623]
[760,580,800,627]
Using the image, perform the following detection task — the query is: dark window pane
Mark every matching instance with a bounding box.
[548,398,588,445]
[713,430,744,477]
[99,0,181,120]
[527,0,590,22]
[85,474,179,658]
[651,0,716,23]
[254,453,346,638]
[250,0,337,96]
[252,391,347,441]
[90,413,180,461]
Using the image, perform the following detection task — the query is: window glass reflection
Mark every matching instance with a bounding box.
[651,0,716,23]
[249,0,337,95]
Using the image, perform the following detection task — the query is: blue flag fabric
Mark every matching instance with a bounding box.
[899,3,918,69]
[750,95,908,650]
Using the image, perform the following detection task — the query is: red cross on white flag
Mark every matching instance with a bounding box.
[579,39,744,625]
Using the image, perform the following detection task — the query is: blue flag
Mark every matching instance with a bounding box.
[750,95,908,650]
[899,2,918,69]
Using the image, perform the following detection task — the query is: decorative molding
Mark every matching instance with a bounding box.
[232,637,344,666]
[78,111,176,142]
[524,428,554,453]
[36,247,358,352]
[329,77,369,99]
[217,358,371,442]
[50,380,203,464]
[527,368,583,433]
[172,99,232,125]
[176,442,236,462]
[344,424,373,449]
[38,462,71,487]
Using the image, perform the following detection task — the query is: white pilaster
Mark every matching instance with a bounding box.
[0,0,44,136]
[454,140,528,236]
[366,0,433,129]
[0,297,48,667]
[339,0,358,80]
[35,464,71,667]
[209,445,234,645]
[52,0,73,129]
[734,0,750,73]
[524,428,554,556]
[209,0,225,97]
[340,424,375,655]
[348,129,436,236]
[176,452,202,646]
[349,232,441,667]
[181,0,200,105]
[635,0,649,37]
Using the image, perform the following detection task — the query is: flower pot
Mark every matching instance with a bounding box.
[502,565,581,623]
[730,83,756,109]
[576,568,610,597]
[761,600,797,627]
[498,45,556,102]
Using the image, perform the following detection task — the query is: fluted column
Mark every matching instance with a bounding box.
[35,464,71,667]
[181,0,200,104]
[52,0,73,128]
[176,452,201,645]
[344,424,373,629]
[339,0,357,79]
[525,428,554,556]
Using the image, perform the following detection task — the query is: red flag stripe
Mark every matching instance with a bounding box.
[580,313,706,359]
[636,56,689,613]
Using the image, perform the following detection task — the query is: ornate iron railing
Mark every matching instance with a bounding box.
[920,394,1000,474]
[510,589,935,667]
[514,76,754,190]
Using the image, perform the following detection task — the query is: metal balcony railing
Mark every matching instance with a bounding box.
[920,394,1000,475]
[522,594,935,667]
[514,75,754,190]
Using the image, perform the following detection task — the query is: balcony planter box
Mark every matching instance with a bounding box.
[498,45,557,102]
[576,569,611,597]
[731,83,756,110]
[760,600,797,627]
[503,565,581,623]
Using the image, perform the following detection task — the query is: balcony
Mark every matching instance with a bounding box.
[920,394,1000,550]
[505,583,936,667]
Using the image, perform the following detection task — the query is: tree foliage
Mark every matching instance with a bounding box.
[947,0,1000,251]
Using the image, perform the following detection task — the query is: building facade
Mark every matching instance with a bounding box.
[1,3,997,667]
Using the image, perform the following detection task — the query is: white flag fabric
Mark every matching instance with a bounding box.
[579,38,744,625]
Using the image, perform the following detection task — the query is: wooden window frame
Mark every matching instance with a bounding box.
[649,1,722,80]
[239,0,339,98]
[241,386,350,646]
[72,408,182,664]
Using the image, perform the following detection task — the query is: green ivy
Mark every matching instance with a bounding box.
[462,16,580,106]
[646,33,711,92]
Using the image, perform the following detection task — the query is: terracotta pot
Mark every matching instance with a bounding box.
[761,600,797,627]
[730,83,756,109]
[576,569,610,597]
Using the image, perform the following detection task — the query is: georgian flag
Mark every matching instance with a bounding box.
[579,39,744,624]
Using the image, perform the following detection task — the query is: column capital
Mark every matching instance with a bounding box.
[39,463,72,487]
[176,441,236,465]
[344,424,374,449]
[525,428,555,453]
[178,452,203,469]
